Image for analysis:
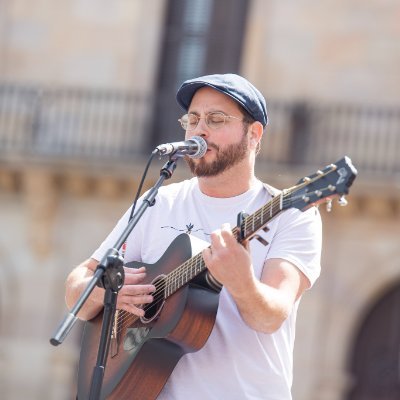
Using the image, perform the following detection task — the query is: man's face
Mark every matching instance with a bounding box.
[184,87,250,177]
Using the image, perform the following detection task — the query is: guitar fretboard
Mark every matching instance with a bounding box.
[241,191,285,240]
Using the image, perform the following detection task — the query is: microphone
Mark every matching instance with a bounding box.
[155,136,207,159]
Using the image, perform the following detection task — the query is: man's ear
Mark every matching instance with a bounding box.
[249,121,264,148]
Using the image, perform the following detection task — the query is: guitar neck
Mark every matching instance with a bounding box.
[164,192,286,298]
[240,191,285,241]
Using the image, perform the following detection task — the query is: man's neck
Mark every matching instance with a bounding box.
[197,168,257,198]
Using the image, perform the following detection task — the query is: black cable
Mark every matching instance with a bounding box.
[128,149,159,222]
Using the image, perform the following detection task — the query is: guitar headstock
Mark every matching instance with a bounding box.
[285,156,358,212]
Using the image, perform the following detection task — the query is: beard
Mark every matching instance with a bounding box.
[185,133,248,177]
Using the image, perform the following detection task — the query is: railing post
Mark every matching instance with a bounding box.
[289,101,311,165]
[30,88,43,152]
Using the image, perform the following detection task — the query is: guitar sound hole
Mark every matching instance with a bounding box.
[141,275,166,324]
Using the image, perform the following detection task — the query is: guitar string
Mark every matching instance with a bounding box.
[115,249,206,331]
[114,192,287,332]
[114,183,332,332]
[114,186,331,333]
[114,189,303,332]
[114,189,305,332]
[113,165,339,333]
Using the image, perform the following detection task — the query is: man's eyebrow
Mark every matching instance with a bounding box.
[188,109,227,115]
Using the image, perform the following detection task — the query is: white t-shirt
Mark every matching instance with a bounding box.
[92,178,322,400]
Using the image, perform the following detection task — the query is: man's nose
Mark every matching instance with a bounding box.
[193,116,210,138]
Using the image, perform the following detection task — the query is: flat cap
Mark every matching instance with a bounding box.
[176,73,268,127]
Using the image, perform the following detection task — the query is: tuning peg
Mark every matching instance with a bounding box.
[326,199,333,212]
[338,196,348,207]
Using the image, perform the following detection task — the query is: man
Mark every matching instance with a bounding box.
[65,73,322,399]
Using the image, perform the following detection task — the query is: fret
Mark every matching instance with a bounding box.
[183,266,188,286]
[258,212,262,228]
[261,204,265,226]
[169,271,174,295]
[184,263,191,283]
[180,266,184,288]
[174,268,181,290]
[170,273,176,295]
[249,215,254,236]
[165,275,169,297]
[196,257,204,274]
[165,274,171,297]
[172,270,178,293]
[175,269,180,289]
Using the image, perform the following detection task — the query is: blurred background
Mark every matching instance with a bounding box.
[0,1,399,399]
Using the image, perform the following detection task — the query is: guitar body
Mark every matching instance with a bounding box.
[77,234,221,400]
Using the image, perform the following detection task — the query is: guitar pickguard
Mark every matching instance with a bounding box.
[124,327,150,352]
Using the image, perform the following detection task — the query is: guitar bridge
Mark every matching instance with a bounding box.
[110,310,120,358]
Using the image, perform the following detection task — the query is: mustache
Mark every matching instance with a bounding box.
[205,141,219,151]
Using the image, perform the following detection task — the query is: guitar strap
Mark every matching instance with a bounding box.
[262,182,281,198]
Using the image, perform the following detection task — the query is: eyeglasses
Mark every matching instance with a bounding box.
[178,112,242,131]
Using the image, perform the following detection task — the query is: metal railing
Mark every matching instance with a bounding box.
[0,83,399,177]
[260,101,400,176]
[0,84,152,160]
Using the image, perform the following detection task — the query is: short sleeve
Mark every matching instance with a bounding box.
[266,206,322,286]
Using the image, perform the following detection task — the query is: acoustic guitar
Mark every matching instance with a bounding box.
[77,156,357,399]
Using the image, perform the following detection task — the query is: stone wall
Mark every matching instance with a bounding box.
[293,192,400,400]
[243,0,400,105]
[1,1,399,104]
[0,0,165,91]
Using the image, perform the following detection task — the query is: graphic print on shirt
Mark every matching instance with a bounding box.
[161,222,211,236]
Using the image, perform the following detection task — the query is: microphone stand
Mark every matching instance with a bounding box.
[50,154,180,400]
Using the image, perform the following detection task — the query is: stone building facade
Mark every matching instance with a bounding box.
[0,1,399,399]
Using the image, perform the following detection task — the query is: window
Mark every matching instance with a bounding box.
[150,0,249,148]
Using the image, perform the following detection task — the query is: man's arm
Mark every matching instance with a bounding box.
[65,258,156,321]
[202,223,311,334]
[230,257,309,333]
